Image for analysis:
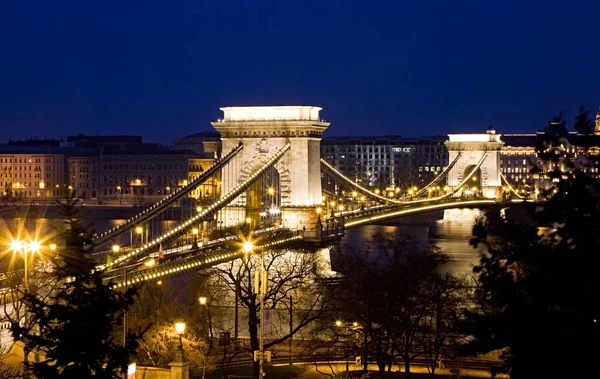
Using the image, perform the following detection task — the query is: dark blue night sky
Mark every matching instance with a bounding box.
[1,0,599,143]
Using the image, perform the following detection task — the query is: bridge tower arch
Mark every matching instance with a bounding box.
[445,129,504,198]
[211,106,330,230]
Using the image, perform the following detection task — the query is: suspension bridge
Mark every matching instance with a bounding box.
[82,106,525,288]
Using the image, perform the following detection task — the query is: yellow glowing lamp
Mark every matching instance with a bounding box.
[144,258,156,268]
[29,240,41,253]
[335,320,342,327]
[175,321,185,335]
[112,245,120,253]
[135,226,143,235]
[49,243,57,251]
[245,217,252,224]
[192,228,199,235]
[196,206,203,212]
[10,239,23,252]
[198,296,207,305]
[243,241,253,254]
[316,207,322,214]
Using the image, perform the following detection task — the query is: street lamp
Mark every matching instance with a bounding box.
[243,241,253,254]
[9,238,42,379]
[174,321,186,362]
[135,226,143,246]
[117,186,122,205]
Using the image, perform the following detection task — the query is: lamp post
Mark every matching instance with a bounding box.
[10,238,42,379]
[174,321,186,362]
[244,241,265,378]
[135,226,143,246]
[198,296,213,350]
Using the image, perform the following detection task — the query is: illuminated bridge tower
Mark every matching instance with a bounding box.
[211,106,330,230]
[445,128,504,198]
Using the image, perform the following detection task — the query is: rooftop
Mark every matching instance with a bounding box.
[218,105,322,122]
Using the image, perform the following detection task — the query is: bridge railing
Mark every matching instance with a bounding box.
[109,229,303,288]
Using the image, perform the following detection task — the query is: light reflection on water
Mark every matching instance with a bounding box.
[339,209,486,275]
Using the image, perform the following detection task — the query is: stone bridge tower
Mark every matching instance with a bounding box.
[211,106,330,230]
[445,129,504,198]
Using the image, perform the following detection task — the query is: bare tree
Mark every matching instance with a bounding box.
[419,274,471,375]
[214,247,327,377]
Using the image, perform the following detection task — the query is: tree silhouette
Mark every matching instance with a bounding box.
[463,135,600,377]
[315,233,464,379]
[10,198,140,378]
[573,106,594,135]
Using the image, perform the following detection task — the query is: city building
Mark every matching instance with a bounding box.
[320,135,448,192]
[0,146,87,201]
[61,135,147,152]
[172,131,222,158]
[93,150,216,205]
[0,135,219,205]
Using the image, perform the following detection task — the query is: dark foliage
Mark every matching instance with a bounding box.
[464,135,600,377]
[321,233,464,379]
[11,198,139,378]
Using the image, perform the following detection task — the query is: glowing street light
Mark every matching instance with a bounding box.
[198,296,207,305]
[112,245,120,253]
[335,320,343,327]
[135,226,143,235]
[174,320,186,361]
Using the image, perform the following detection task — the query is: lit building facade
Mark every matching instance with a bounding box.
[0,147,74,201]
[320,136,448,191]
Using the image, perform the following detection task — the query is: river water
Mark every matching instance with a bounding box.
[0,207,484,275]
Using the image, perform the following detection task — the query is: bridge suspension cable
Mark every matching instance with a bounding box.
[500,172,524,199]
[411,152,462,198]
[394,152,489,205]
[320,159,404,204]
[104,143,292,269]
[93,142,244,246]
